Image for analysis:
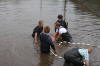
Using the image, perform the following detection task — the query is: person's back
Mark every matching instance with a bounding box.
[39,26,57,54]
[64,48,82,61]
[40,33,52,53]
[64,48,92,66]
[64,48,84,66]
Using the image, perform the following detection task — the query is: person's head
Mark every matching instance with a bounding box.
[38,20,43,27]
[55,22,60,29]
[44,26,50,33]
[88,47,93,54]
[57,15,63,21]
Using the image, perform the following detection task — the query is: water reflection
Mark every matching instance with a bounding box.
[63,62,74,66]
[38,54,54,66]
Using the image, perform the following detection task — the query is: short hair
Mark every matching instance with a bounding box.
[44,26,50,33]
[58,15,63,19]
[38,20,43,25]
[55,22,60,26]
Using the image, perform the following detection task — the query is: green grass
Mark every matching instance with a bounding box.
[87,0,100,5]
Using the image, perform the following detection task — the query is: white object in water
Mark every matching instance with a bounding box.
[54,54,58,56]
[87,44,91,46]
[77,43,81,44]
[81,43,85,45]
[72,43,76,44]
[68,42,71,44]
[58,56,63,58]
[63,41,67,43]
[50,50,63,59]
[60,42,63,44]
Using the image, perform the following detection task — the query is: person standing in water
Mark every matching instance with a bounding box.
[32,20,43,44]
[39,26,57,54]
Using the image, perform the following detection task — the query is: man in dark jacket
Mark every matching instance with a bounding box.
[32,20,43,44]
[64,47,92,66]
[55,15,68,32]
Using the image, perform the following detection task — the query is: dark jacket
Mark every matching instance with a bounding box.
[32,26,43,38]
[39,33,55,54]
[64,48,84,66]
[62,32,73,42]
[55,20,68,32]
[57,20,68,29]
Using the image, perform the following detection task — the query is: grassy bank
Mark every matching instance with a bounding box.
[87,0,100,5]
[70,0,100,16]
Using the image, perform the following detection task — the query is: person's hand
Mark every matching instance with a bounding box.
[85,61,89,66]
[51,36,55,41]
[55,38,58,41]
[54,50,58,54]
[54,23,56,27]
[35,40,38,44]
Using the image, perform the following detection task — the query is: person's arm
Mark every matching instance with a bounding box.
[84,51,89,66]
[51,36,55,42]
[34,32,38,44]
[63,21,68,29]
[85,61,89,66]
[56,34,61,40]
[51,43,57,54]
[53,32,58,37]
[79,49,89,66]
[49,37,57,54]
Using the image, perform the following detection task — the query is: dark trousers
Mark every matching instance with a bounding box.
[62,32,73,42]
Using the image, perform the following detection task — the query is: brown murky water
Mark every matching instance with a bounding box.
[0,0,100,66]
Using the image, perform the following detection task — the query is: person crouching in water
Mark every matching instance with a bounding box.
[53,22,72,43]
[39,26,57,54]
[64,47,92,66]
[32,20,43,44]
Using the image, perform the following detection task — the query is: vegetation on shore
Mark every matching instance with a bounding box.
[71,0,100,16]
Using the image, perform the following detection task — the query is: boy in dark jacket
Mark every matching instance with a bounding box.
[39,26,57,54]
[32,20,43,44]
